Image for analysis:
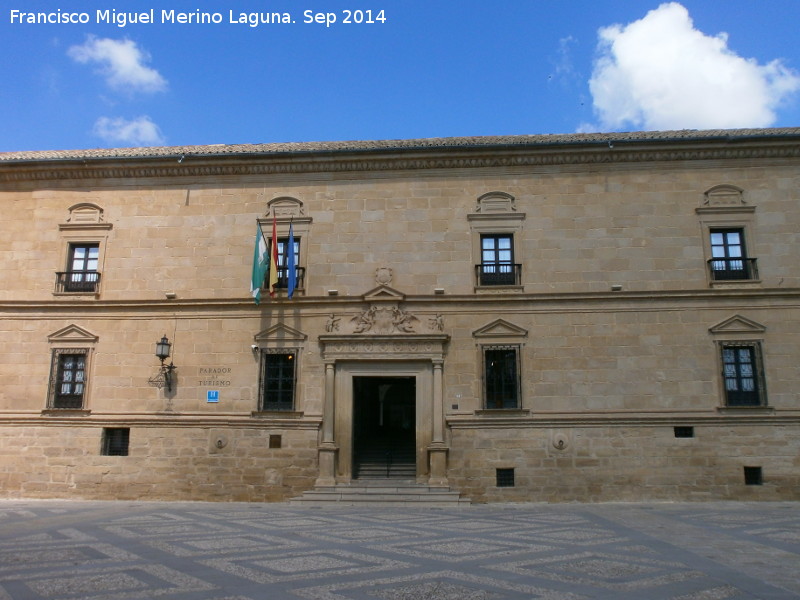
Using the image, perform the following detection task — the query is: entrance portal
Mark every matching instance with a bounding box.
[353,376,415,479]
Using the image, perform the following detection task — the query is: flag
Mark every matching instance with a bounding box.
[287,222,296,299]
[250,223,268,304]
[267,215,279,297]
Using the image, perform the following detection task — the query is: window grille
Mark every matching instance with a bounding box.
[102,428,130,456]
[483,345,520,409]
[48,349,89,409]
[496,468,515,487]
[743,466,763,486]
[259,349,297,411]
[720,342,765,407]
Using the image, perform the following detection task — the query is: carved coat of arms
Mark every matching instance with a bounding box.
[350,304,420,334]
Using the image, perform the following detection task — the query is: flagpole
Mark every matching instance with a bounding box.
[268,214,279,298]
[287,216,296,299]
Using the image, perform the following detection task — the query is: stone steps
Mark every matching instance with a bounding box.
[353,444,416,479]
[354,460,416,479]
[290,479,471,507]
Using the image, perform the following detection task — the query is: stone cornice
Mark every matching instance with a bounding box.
[0,411,321,428]
[2,130,799,183]
[1,286,800,314]
[447,411,800,428]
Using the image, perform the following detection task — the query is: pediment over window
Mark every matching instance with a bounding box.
[254,323,307,344]
[67,203,104,223]
[266,196,306,220]
[703,185,745,207]
[472,319,528,339]
[709,315,766,335]
[363,285,405,302]
[60,203,112,231]
[475,191,516,213]
[47,324,99,344]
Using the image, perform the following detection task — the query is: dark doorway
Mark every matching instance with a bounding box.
[353,376,416,479]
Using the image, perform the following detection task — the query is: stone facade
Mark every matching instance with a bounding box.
[0,129,799,502]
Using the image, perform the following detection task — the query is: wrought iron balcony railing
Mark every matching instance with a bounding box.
[55,271,101,293]
[475,264,521,286]
[708,258,758,281]
[271,267,306,290]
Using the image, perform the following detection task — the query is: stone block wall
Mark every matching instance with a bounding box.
[448,424,800,503]
[0,424,318,502]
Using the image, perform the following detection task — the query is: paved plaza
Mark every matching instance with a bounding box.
[0,500,798,599]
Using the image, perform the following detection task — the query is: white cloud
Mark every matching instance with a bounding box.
[587,2,800,131]
[93,116,166,146]
[68,36,167,94]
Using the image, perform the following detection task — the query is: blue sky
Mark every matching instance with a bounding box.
[2,1,799,151]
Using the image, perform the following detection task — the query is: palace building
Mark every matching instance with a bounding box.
[1,128,798,503]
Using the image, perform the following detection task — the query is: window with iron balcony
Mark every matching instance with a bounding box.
[55,243,101,293]
[708,228,758,281]
[273,238,306,290]
[477,234,521,286]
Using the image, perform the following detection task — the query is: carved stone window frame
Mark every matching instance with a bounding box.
[709,315,770,412]
[468,192,525,293]
[57,203,112,297]
[44,324,98,414]
[253,323,307,416]
[472,319,529,415]
[695,186,758,287]
[259,196,312,296]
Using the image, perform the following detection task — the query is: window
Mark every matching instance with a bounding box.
[260,197,312,296]
[48,349,88,409]
[709,229,756,280]
[743,466,763,486]
[484,346,520,409]
[674,426,694,438]
[274,238,304,290]
[478,234,518,286]
[496,468,515,487]
[720,342,765,406]
[468,192,525,291]
[102,428,130,456]
[57,243,100,293]
[259,350,297,411]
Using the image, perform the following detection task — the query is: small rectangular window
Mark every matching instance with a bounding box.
[102,428,130,456]
[484,346,520,409]
[259,350,297,411]
[674,426,694,438]
[743,466,763,486]
[496,468,515,487]
[48,349,88,409]
[269,434,282,449]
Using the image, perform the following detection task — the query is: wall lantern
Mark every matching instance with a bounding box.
[153,334,177,392]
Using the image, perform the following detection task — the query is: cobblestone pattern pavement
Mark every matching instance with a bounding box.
[0,500,798,599]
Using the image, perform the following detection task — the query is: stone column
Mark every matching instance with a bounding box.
[432,360,444,443]
[428,359,448,486]
[316,361,337,486]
